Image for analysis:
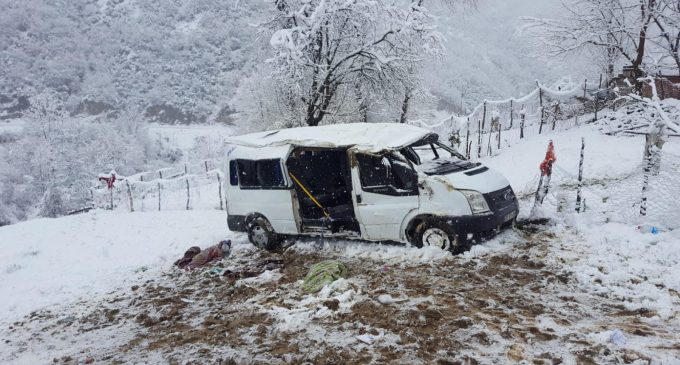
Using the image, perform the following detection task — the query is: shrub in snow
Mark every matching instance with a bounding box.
[0,93,151,223]
[40,186,66,218]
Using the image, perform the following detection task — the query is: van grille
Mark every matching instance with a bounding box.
[484,186,517,212]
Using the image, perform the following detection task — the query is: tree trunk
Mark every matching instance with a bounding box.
[644,130,665,175]
[399,89,411,124]
[632,0,656,92]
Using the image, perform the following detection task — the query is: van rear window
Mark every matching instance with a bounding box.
[236,159,286,189]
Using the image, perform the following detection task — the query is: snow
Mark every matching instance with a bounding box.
[0,120,24,134]
[292,239,453,264]
[148,123,236,151]
[479,124,644,196]
[226,122,433,149]
[558,217,680,319]
[376,294,408,305]
[0,209,231,326]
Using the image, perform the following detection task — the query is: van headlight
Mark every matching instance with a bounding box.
[460,190,490,214]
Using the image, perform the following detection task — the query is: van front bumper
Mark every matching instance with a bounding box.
[444,209,517,242]
[446,186,519,242]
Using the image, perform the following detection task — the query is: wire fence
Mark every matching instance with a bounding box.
[522,148,680,230]
[92,160,225,213]
[415,80,612,160]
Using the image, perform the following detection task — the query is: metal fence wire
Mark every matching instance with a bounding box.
[520,149,680,230]
[92,160,225,212]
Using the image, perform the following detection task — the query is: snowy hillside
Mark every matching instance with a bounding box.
[0,0,578,124]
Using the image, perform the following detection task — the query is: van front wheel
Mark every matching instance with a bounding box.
[414,221,462,254]
[247,217,280,251]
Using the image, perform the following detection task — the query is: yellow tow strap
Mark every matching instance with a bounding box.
[288,172,331,219]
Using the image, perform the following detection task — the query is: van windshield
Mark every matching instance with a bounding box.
[400,141,477,176]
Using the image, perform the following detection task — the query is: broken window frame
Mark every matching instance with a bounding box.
[404,141,466,165]
[356,152,418,196]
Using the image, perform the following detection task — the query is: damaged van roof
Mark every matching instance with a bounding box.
[226,123,436,149]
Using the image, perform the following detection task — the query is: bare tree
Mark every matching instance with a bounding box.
[649,0,680,75]
[523,0,660,87]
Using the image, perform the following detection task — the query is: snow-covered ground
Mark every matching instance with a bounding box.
[0,210,230,325]
[1,119,679,364]
[0,120,24,133]
[480,124,644,196]
[148,123,236,152]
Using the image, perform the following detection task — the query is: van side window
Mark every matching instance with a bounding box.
[356,153,417,196]
[237,159,286,189]
[229,160,238,186]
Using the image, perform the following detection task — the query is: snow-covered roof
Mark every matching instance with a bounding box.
[225,123,435,150]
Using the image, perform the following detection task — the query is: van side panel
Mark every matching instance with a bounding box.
[224,151,298,235]
[227,189,298,234]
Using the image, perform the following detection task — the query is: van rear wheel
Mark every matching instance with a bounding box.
[247,217,280,251]
[414,221,462,254]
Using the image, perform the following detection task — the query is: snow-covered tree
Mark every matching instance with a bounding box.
[649,0,680,75]
[0,0,268,124]
[0,92,151,223]
[265,0,444,126]
[523,0,661,85]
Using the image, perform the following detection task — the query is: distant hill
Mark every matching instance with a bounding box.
[0,0,589,124]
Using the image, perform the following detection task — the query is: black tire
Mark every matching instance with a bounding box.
[413,220,463,254]
[246,217,281,251]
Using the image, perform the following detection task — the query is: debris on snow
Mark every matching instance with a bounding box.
[356,330,385,345]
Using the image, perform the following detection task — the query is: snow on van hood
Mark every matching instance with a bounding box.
[419,162,511,194]
[225,123,433,150]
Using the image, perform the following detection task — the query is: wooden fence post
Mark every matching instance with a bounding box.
[576,137,585,212]
[640,154,651,216]
[158,170,163,179]
[204,161,209,173]
[481,101,487,131]
[537,82,545,135]
[486,122,493,156]
[497,121,502,150]
[465,117,470,160]
[217,173,224,210]
[184,163,188,175]
[158,182,162,211]
[186,178,191,210]
[509,99,514,129]
[551,102,559,131]
[520,106,525,139]
[477,120,482,158]
[125,180,134,212]
[583,78,587,98]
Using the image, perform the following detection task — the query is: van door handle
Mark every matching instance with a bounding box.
[356,194,363,204]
